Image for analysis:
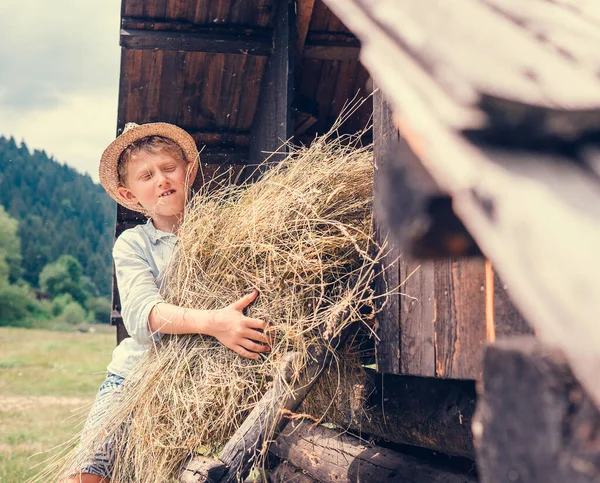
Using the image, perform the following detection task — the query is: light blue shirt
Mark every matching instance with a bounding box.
[106,219,177,378]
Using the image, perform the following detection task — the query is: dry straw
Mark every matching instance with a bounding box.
[42,109,390,483]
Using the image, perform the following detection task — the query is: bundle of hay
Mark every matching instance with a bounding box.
[52,128,383,482]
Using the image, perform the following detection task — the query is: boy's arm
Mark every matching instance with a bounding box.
[149,290,271,360]
[114,235,270,359]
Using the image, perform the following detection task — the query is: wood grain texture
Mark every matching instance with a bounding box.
[120,29,272,55]
[373,90,400,374]
[271,420,477,483]
[333,369,477,459]
[434,258,488,380]
[400,259,436,376]
[296,0,316,56]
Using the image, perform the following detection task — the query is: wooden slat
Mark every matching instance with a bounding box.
[401,260,436,376]
[120,29,273,55]
[158,50,186,124]
[296,0,316,55]
[249,0,296,165]
[303,43,360,60]
[322,0,600,406]
[373,90,400,374]
[434,258,488,380]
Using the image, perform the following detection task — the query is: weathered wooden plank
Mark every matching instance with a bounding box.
[331,368,477,459]
[120,29,273,55]
[400,259,436,376]
[373,90,400,374]
[482,0,600,71]
[322,0,600,408]
[303,42,360,60]
[434,258,488,380]
[271,420,477,483]
[158,50,186,124]
[296,0,316,56]
[122,18,274,38]
[249,0,296,166]
[325,0,600,138]
[474,337,600,483]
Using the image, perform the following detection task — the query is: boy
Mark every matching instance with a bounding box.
[67,122,271,483]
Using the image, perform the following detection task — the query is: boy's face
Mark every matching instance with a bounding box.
[117,149,189,219]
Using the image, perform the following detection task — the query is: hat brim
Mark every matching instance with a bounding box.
[99,123,199,215]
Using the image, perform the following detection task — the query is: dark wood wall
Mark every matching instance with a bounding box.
[373,91,532,380]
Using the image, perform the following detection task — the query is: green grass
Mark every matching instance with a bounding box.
[0,327,114,482]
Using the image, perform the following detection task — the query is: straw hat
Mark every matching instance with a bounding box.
[99,122,199,215]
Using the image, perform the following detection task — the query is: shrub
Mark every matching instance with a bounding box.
[0,285,37,326]
[86,297,112,324]
[51,293,75,316]
[59,302,87,325]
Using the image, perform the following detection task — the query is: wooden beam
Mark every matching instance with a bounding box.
[332,368,477,459]
[120,29,273,56]
[249,0,296,166]
[324,0,600,136]
[303,42,360,60]
[122,17,274,39]
[296,0,316,56]
[474,337,600,483]
[323,0,600,410]
[271,420,477,483]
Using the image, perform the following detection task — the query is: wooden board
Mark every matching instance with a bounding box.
[373,89,400,374]
[323,0,600,407]
[434,258,488,380]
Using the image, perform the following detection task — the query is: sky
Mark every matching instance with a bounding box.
[0,0,122,181]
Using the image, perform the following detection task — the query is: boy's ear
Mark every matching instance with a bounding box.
[117,186,137,204]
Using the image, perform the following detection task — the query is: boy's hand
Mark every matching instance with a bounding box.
[211,289,271,360]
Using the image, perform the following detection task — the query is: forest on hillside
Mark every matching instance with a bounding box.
[0,136,115,295]
[0,136,115,327]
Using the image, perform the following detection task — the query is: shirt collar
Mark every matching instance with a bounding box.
[144,218,177,244]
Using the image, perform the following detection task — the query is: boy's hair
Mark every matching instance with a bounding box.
[117,136,186,186]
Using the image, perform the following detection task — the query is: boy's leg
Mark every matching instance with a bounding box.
[63,372,124,481]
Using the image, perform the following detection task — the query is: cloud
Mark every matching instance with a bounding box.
[0,0,122,178]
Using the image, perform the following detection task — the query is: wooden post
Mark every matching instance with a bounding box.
[249,0,296,167]
[271,420,477,483]
[373,89,402,374]
[474,337,600,483]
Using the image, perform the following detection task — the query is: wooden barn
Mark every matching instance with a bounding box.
[109,1,600,482]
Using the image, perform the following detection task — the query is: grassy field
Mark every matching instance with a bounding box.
[0,327,114,482]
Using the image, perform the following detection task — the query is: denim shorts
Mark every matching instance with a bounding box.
[78,372,125,478]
